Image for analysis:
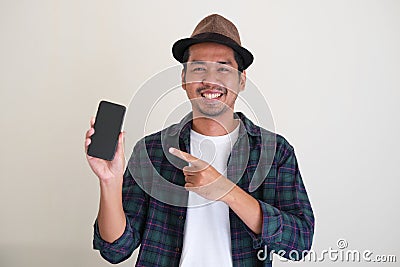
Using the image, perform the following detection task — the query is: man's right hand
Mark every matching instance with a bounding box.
[84,117,125,184]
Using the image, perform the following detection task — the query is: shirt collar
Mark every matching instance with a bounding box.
[167,111,260,138]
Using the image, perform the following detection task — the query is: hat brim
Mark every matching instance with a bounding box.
[172,32,254,70]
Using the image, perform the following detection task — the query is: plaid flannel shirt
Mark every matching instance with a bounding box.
[93,112,315,266]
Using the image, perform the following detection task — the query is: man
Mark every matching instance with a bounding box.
[85,14,314,266]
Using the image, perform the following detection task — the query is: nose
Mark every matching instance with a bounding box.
[202,69,220,87]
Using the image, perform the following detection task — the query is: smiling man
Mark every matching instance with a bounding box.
[85,14,314,266]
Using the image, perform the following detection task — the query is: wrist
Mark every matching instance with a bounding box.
[220,180,237,204]
[99,176,123,191]
[99,177,123,209]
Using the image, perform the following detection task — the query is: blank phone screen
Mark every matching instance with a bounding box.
[87,100,126,161]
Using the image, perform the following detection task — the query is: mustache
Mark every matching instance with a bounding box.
[196,86,227,94]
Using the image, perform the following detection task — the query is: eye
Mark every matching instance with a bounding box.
[218,67,230,72]
[192,67,206,72]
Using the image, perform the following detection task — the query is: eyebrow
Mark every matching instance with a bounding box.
[217,61,233,65]
[188,60,233,65]
[188,61,207,65]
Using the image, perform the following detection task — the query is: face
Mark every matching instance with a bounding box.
[181,42,246,117]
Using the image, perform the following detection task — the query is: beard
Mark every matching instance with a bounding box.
[191,85,228,117]
[192,99,229,117]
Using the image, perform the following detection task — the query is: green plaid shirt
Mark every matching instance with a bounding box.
[93,112,314,266]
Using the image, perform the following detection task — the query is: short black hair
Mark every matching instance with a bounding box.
[182,46,245,73]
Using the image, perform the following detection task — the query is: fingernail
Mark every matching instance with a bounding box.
[169,147,175,154]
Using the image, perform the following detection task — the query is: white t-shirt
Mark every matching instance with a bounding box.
[179,124,240,267]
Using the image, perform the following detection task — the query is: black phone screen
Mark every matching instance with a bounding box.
[87,100,126,161]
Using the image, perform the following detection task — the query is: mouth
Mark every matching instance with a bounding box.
[201,92,224,100]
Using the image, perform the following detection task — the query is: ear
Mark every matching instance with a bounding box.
[239,70,246,92]
[181,68,186,90]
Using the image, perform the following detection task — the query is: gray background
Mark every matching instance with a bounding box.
[0,0,399,266]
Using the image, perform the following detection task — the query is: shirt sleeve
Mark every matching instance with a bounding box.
[92,141,149,264]
[246,144,315,261]
[92,213,136,264]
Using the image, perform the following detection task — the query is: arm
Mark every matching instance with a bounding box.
[85,117,126,243]
[85,118,147,263]
[92,167,148,264]
[222,185,263,234]
[223,146,314,260]
[169,144,314,260]
[97,177,126,243]
[243,146,315,260]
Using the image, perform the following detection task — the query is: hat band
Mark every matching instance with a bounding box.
[191,32,240,48]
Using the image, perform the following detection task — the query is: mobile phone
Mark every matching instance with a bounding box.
[87,100,126,161]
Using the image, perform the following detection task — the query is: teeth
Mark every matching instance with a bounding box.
[202,93,222,99]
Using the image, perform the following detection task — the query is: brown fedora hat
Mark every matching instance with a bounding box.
[172,14,254,70]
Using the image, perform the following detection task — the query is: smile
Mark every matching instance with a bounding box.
[201,92,223,99]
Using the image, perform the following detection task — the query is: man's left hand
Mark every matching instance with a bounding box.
[169,147,235,201]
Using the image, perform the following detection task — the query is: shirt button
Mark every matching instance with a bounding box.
[175,247,180,252]
[179,216,184,220]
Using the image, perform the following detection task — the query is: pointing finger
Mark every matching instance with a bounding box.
[168,147,198,163]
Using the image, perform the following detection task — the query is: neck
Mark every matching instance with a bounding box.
[191,110,238,136]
